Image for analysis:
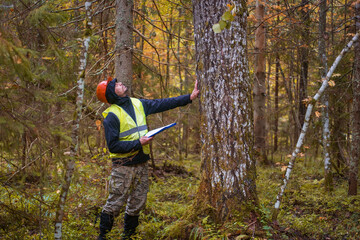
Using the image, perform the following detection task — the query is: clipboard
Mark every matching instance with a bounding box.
[145,123,177,137]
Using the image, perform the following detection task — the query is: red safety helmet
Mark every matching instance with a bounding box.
[96,77,112,103]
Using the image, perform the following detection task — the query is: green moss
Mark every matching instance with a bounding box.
[2,151,360,239]
[258,154,360,239]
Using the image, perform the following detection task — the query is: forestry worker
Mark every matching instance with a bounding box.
[96,78,199,240]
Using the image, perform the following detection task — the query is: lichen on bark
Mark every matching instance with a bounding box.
[193,0,258,223]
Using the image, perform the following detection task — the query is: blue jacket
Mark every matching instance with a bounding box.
[103,79,192,166]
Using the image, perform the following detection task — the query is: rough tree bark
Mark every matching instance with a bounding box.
[349,1,360,196]
[253,0,268,164]
[54,2,92,239]
[272,32,360,220]
[193,0,257,222]
[115,0,133,95]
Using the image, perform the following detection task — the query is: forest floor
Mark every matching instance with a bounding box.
[141,154,359,240]
[104,153,360,240]
[1,153,360,239]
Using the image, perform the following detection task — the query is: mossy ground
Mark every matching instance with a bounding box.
[1,153,359,239]
[111,153,360,240]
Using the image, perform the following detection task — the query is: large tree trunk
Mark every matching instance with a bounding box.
[349,1,360,195]
[193,0,257,222]
[253,0,268,164]
[115,0,134,95]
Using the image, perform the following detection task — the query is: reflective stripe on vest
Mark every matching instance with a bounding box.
[118,125,148,138]
[102,98,150,158]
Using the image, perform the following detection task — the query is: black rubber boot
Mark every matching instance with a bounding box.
[98,212,114,240]
[122,213,139,240]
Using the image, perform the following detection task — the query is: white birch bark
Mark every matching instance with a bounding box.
[273,31,360,220]
[319,0,332,191]
[322,96,332,189]
[54,2,92,239]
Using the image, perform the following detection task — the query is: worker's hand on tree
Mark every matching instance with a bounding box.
[190,80,200,100]
[140,136,153,145]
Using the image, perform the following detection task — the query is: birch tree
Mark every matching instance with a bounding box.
[54,2,92,239]
[115,0,133,95]
[253,0,268,163]
[193,0,258,221]
[272,32,360,220]
[349,1,360,196]
[318,0,332,191]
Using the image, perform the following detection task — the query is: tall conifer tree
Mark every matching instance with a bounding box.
[193,0,257,221]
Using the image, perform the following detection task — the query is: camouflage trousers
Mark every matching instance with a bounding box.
[102,162,149,217]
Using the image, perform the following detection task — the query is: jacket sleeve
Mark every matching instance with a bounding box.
[140,94,192,116]
[103,112,142,154]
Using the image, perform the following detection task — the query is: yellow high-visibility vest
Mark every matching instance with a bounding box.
[102,98,150,158]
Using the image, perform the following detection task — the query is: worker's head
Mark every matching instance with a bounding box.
[96,77,128,103]
[114,80,127,97]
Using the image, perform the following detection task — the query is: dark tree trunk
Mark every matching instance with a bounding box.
[274,55,279,152]
[254,0,268,163]
[115,0,134,95]
[298,0,310,134]
[349,1,360,195]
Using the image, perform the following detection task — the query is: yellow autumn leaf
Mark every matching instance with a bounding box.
[328,80,335,87]
[95,120,102,130]
[315,111,321,118]
[13,56,22,64]
[42,56,56,60]
[298,152,305,157]
[281,166,287,172]
[302,96,313,105]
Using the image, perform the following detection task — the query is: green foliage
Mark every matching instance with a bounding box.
[1,0,359,239]
[0,38,35,83]
[26,2,68,28]
[212,1,248,33]
[212,3,236,33]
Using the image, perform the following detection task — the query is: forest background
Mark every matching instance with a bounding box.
[0,0,360,239]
